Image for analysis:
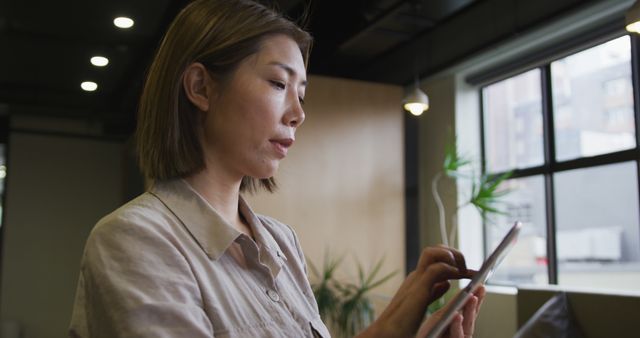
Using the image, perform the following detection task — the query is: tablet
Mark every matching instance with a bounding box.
[424,221,522,338]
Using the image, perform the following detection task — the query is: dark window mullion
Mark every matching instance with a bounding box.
[630,34,640,259]
[554,149,638,171]
[487,165,549,180]
[541,65,559,285]
[489,149,638,181]
[479,89,488,257]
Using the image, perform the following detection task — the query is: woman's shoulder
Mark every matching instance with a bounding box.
[90,192,177,241]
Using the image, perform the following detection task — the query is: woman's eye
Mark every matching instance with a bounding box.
[298,97,305,105]
[270,80,286,90]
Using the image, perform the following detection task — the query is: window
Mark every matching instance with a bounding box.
[551,37,635,161]
[479,35,640,291]
[483,69,544,173]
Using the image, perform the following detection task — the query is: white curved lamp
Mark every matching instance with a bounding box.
[626,1,640,33]
[403,85,429,116]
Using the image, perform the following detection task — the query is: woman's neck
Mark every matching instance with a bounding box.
[184,169,244,231]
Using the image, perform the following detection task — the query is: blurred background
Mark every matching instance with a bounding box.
[1,0,639,337]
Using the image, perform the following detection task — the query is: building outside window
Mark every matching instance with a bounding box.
[479,34,640,292]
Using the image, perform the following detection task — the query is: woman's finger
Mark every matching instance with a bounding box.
[429,281,451,303]
[381,246,478,338]
[474,285,486,313]
[462,295,479,336]
[416,247,457,272]
[417,247,472,277]
[436,245,468,273]
[420,262,476,289]
[447,313,465,338]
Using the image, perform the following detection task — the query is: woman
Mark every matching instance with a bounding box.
[69,0,484,337]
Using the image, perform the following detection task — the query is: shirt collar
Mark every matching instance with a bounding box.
[238,197,288,263]
[150,179,241,260]
[149,179,286,267]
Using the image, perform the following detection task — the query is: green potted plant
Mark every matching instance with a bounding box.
[428,135,512,313]
[432,135,512,247]
[309,253,396,338]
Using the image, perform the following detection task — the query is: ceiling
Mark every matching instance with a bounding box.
[0,0,619,138]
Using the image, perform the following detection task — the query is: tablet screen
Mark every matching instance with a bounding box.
[465,221,522,292]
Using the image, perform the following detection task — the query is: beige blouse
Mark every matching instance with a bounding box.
[69,179,331,338]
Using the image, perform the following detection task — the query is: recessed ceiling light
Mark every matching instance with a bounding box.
[90,56,109,67]
[113,17,134,29]
[81,81,98,92]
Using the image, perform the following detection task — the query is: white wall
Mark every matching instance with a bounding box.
[475,288,518,338]
[0,132,125,338]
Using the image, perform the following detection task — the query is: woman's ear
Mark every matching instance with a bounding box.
[183,62,216,112]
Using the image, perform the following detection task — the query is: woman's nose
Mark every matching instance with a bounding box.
[283,96,305,127]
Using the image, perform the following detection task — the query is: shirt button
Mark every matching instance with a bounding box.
[266,289,280,302]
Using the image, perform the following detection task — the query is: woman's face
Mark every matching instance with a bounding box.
[202,34,307,181]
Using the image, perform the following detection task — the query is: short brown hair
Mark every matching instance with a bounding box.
[136,0,312,192]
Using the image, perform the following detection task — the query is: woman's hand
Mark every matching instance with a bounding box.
[416,285,486,338]
[359,246,476,338]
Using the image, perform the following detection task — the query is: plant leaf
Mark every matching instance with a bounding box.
[309,251,397,337]
[364,256,385,286]
[443,135,472,177]
[469,171,513,218]
[367,270,398,290]
[307,256,320,279]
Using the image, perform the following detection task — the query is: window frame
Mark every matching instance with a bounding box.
[478,32,640,286]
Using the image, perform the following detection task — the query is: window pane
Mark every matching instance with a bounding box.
[555,162,640,292]
[486,176,548,285]
[551,36,636,161]
[483,69,544,173]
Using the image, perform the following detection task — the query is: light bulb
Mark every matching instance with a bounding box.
[90,56,109,67]
[114,17,134,29]
[626,21,640,33]
[81,81,98,92]
[404,102,428,116]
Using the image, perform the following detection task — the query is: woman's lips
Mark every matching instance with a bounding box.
[270,138,294,157]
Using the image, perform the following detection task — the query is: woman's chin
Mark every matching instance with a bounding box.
[251,165,279,179]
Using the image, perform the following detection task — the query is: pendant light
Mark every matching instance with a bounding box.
[626,0,640,33]
[403,79,429,116]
